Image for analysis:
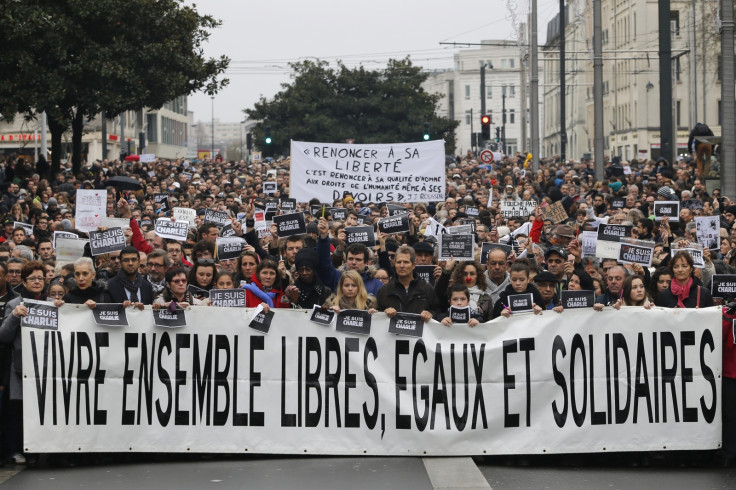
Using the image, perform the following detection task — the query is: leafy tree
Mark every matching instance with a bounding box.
[0,0,229,175]
[245,58,458,156]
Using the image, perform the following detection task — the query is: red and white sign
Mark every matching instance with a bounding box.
[479,149,494,164]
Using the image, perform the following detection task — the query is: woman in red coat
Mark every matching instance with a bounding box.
[243,259,289,311]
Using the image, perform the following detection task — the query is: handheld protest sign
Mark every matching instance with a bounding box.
[449,306,471,324]
[344,226,376,247]
[560,290,595,309]
[153,193,171,215]
[329,208,348,221]
[609,198,625,211]
[414,265,436,286]
[465,206,479,217]
[173,207,196,226]
[447,223,474,235]
[507,293,534,314]
[310,203,329,218]
[188,284,209,299]
[335,309,372,335]
[152,308,187,328]
[55,237,88,263]
[480,242,511,264]
[216,237,246,261]
[438,233,475,261]
[596,224,632,259]
[204,209,230,228]
[273,212,307,237]
[208,289,246,307]
[671,246,705,268]
[712,274,736,299]
[279,198,296,211]
[53,231,78,249]
[387,312,424,338]
[683,199,703,212]
[21,300,58,330]
[249,309,275,333]
[88,227,126,256]
[263,181,277,195]
[695,216,720,250]
[653,201,680,222]
[581,231,598,258]
[74,189,106,232]
[618,238,655,267]
[500,201,536,218]
[14,221,33,237]
[377,214,410,234]
[386,204,406,217]
[220,223,236,237]
[309,306,336,326]
[541,201,569,223]
[92,304,129,327]
[155,218,188,241]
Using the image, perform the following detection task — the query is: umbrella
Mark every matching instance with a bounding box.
[125,154,140,162]
[106,176,143,191]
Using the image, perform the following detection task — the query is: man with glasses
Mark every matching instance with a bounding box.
[6,259,23,289]
[107,246,154,306]
[144,249,170,297]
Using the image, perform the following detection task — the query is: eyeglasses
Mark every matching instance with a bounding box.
[26,276,44,283]
[171,279,187,284]
[148,262,165,268]
[376,276,390,282]
[7,270,21,275]
[546,259,564,264]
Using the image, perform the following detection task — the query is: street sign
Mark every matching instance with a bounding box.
[479,149,494,164]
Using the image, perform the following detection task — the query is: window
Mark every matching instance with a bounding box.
[718,100,722,126]
[487,86,492,98]
[501,59,507,68]
[146,114,157,143]
[502,85,507,96]
[671,11,680,36]
[510,109,515,124]
[465,85,471,99]
[510,59,515,68]
[676,101,681,126]
[675,57,681,81]
[465,110,472,125]
[510,86,516,98]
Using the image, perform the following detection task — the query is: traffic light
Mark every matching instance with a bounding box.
[264,127,272,145]
[246,133,253,150]
[423,122,430,141]
[495,127,501,142]
[481,115,491,140]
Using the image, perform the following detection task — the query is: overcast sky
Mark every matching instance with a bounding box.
[188,0,562,124]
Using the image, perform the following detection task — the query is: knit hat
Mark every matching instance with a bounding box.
[533,270,560,284]
[60,219,74,231]
[657,186,676,199]
[294,248,318,271]
[725,205,736,216]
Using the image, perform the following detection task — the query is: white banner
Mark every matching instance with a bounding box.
[290,140,445,203]
[23,306,721,455]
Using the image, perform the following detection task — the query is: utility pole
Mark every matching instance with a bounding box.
[101,112,107,160]
[559,0,567,161]
[502,93,507,152]
[480,62,486,117]
[689,0,697,126]
[520,22,528,153]
[211,96,215,161]
[658,0,673,164]
[470,108,475,153]
[40,112,47,162]
[593,0,604,181]
[530,0,540,171]
[721,0,736,197]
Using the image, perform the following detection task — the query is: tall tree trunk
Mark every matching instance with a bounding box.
[71,109,85,175]
[47,115,67,178]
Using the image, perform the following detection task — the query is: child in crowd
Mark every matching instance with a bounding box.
[491,262,543,319]
[440,284,484,327]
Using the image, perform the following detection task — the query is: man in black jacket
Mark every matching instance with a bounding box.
[107,246,154,306]
[376,245,438,321]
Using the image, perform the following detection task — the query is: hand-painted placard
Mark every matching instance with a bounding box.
[92,304,129,327]
[309,306,336,325]
[414,265,436,286]
[89,227,126,256]
[21,300,58,330]
[74,189,106,232]
[542,201,569,223]
[344,226,376,247]
[173,207,196,226]
[654,201,680,222]
[273,212,307,237]
[152,308,187,328]
[712,274,736,299]
[508,293,534,313]
[449,306,471,323]
[335,309,372,335]
[438,234,475,261]
[387,312,424,337]
[216,237,245,261]
[500,201,536,218]
[154,218,189,241]
[208,289,246,307]
[377,214,410,234]
[204,209,230,228]
[560,290,595,309]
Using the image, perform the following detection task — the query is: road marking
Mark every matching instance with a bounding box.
[0,467,24,485]
[422,457,491,489]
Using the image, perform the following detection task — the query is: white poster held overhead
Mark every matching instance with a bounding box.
[290,140,445,203]
[74,189,106,232]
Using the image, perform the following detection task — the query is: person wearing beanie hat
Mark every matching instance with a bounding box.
[657,186,677,200]
[284,248,331,308]
[533,270,563,311]
[60,219,74,231]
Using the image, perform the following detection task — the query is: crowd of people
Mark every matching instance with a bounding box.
[0,149,734,466]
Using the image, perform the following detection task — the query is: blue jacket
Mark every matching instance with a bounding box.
[316,236,382,296]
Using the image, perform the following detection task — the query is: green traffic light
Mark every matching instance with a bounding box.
[423,134,430,141]
[265,137,272,145]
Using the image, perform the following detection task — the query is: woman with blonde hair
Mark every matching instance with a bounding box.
[325,270,377,313]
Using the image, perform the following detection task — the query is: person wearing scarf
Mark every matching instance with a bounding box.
[283,248,331,308]
[153,266,207,309]
[107,246,154,306]
[656,250,713,308]
[243,259,289,311]
[62,257,112,307]
[0,261,63,464]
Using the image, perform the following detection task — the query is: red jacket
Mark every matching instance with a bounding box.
[244,274,288,308]
[129,217,153,254]
[723,306,736,379]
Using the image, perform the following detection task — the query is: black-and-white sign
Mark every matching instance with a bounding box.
[618,238,655,267]
[712,274,736,299]
[610,198,625,210]
[89,227,126,256]
[596,224,633,259]
[21,300,58,330]
[273,212,307,237]
[344,226,376,247]
[438,234,475,261]
[465,206,479,216]
[560,290,595,309]
[329,208,348,221]
[53,231,78,248]
[377,214,410,234]
[249,309,275,333]
[155,218,189,241]
[204,209,230,228]
[188,284,209,299]
[449,306,471,323]
[415,265,436,286]
[654,201,680,222]
[220,223,236,237]
[682,199,703,211]
[92,304,129,327]
[671,247,705,268]
[695,215,720,250]
[152,308,187,328]
[480,242,511,264]
[447,224,474,235]
[500,201,536,218]
[153,193,170,215]
[508,293,534,313]
[216,237,245,261]
[208,289,246,307]
[386,204,407,217]
[335,309,372,335]
[309,306,336,325]
[279,198,296,211]
[263,181,278,194]
[310,204,329,218]
[387,312,424,338]
[14,221,33,237]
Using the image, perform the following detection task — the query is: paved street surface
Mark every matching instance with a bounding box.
[1,455,736,489]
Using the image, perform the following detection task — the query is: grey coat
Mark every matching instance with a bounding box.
[0,295,26,400]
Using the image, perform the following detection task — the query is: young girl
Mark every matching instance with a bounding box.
[491,262,544,319]
[324,270,377,313]
[440,284,484,327]
[215,271,236,289]
[47,281,67,302]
